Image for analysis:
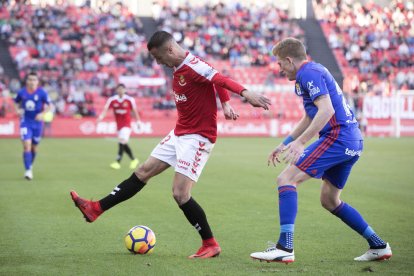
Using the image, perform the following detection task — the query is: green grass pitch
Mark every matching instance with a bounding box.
[1,137,413,275]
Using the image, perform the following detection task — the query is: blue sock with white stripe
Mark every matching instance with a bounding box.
[332,202,386,249]
[277,185,297,252]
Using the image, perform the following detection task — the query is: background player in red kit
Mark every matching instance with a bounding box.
[70,31,270,259]
[98,83,140,170]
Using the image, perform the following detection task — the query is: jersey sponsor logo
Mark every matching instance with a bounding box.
[115,109,127,114]
[123,102,129,107]
[178,75,187,86]
[345,148,362,156]
[174,92,187,103]
[295,83,302,96]
[307,81,320,97]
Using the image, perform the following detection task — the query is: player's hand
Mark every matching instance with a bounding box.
[268,143,285,166]
[16,109,24,118]
[281,141,305,165]
[222,102,239,120]
[35,113,44,121]
[241,90,271,110]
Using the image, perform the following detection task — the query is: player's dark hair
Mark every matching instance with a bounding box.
[116,83,126,89]
[147,31,173,51]
[26,72,38,79]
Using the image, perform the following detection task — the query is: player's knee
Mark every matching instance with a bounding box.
[172,189,189,205]
[277,173,294,187]
[135,163,151,182]
[320,194,338,211]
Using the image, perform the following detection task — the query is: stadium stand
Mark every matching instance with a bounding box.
[156,1,306,119]
[314,0,414,95]
[2,2,166,118]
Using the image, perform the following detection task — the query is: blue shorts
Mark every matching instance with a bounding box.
[20,121,43,145]
[295,137,363,189]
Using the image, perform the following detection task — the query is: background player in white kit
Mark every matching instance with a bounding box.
[98,83,140,170]
[70,31,270,259]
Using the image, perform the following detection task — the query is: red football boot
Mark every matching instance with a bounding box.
[70,191,103,223]
[188,237,221,259]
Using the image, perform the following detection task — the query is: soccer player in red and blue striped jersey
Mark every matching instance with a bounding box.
[250,38,392,263]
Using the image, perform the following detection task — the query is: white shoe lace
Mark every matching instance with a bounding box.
[264,241,277,252]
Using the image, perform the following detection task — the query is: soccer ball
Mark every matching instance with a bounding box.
[124,225,156,254]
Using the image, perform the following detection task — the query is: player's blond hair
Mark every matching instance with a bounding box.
[272,38,307,60]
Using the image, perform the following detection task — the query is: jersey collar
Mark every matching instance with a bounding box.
[175,52,192,71]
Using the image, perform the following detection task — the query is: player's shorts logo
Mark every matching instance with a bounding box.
[345,148,362,156]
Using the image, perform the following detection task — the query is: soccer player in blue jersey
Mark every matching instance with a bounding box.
[14,72,51,180]
[250,38,392,263]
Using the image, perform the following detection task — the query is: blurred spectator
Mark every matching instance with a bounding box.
[314,0,414,94]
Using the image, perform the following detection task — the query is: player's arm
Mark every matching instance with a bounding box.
[282,94,334,165]
[13,102,23,118]
[191,63,270,110]
[98,99,111,121]
[13,92,24,117]
[211,73,270,110]
[268,114,311,166]
[289,114,312,141]
[35,102,51,121]
[35,91,52,121]
[131,98,141,122]
[215,84,238,120]
[295,94,334,145]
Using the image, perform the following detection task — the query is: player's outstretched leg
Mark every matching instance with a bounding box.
[70,173,146,222]
[331,201,392,261]
[330,202,392,261]
[322,179,392,261]
[70,191,103,222]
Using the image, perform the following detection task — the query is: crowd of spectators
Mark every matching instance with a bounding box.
[1,2,165,118]
[314,0,414,95]
[155,1,304,68]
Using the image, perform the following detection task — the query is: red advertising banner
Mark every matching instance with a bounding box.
[1,117,414,139]
[0,118,298,138]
